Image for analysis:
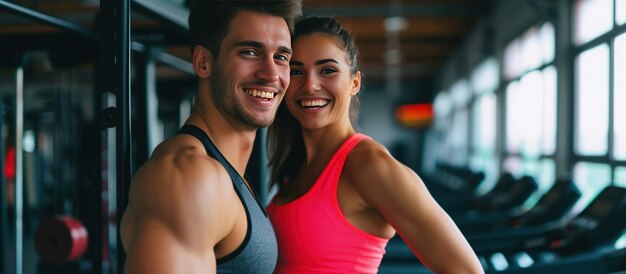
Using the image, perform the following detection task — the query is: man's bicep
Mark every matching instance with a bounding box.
[124,217,216,274]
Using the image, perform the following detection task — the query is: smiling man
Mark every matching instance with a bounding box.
[120,1,301,273]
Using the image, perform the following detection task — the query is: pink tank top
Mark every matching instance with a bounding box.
[266,134,389,274]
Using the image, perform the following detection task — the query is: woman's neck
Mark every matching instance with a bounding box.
[301,122,355,167]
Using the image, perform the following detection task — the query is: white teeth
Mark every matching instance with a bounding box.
[245,89,274,100]
[300,99,329,107]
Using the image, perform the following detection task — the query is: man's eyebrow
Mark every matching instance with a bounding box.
[233,40,264,49]
[278,46,293,55]
[233,41,292,55]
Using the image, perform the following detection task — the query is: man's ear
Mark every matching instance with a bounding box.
[192,45,213,78]
[350,71,362,96]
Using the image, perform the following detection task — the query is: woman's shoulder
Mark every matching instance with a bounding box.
[344,137,411,185]
[349,137,391,163]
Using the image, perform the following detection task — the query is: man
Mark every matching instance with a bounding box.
[120,1,301,273]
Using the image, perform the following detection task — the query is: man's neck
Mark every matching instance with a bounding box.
[185,110,257,178]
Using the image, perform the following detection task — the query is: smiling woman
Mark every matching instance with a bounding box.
[266,16,484,274]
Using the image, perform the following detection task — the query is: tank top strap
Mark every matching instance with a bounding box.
[177,125,277,272]
[177,125,266,215]
[178,125,232,172]
[315,133,371,195]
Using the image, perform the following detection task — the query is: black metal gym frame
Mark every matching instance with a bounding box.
[97,1,132,273]
[0,0,193,273]
[0,95,6,274]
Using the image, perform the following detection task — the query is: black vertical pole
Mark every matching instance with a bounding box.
[0,94,6,274]
[115,0,132,273]
[133,50,154,167]
[99,0,131,273]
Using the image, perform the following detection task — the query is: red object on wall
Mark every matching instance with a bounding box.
[395,103,434,128]
[4,146,15,180]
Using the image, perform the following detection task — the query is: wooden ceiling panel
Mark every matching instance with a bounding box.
[0,0,488,81]
[301,0,487,80]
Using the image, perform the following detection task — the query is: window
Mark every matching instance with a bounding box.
[540,23,556,64]
[470,58,499,193]
[432,91,454,165]
[471,58,499,95]
[539,159,556,193]
[434,91,453,119]
[614,33,626,160]
[615,166,626,187]
[472,93,497,152]
[574,0,614,44]
[449,109,469,166]
[450,79,471,108]
[575,44,610,155]
[440,79,472,166]
[518,71,544,157]
[506,81,523,153]
[542,66,557,154]
[502,157,555,197]
[504,22,555,80]
[505,66,556,156]
[573,162,612,213]
[617,0,626,25]
[500,22,558,202]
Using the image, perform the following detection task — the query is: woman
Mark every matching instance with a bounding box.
[266,16,484,274]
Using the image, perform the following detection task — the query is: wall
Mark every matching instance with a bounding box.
[358,81,425,171]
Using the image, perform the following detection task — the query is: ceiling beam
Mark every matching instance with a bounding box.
[304,5,483,18]
[131,0,189,33]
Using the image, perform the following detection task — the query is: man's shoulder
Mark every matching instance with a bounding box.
[146,134,228,182]
[129,135,235,212]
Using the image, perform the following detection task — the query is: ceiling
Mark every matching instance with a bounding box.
[301,0,492,82]
[0,0,492,84]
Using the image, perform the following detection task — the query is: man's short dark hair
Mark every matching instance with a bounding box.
[188,0,302,56]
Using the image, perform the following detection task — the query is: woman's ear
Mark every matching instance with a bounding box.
[192,45,213,78]
[350,71,362,96]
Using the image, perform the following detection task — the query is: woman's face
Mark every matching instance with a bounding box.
[286,33,360,131]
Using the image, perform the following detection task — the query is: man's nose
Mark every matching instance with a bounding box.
[256,58,280,83]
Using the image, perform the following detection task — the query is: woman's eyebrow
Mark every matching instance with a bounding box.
[315,59,339,65]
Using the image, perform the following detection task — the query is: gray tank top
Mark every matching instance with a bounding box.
[178,125,278,273]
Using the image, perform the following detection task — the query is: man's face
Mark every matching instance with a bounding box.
[211,10,292,130]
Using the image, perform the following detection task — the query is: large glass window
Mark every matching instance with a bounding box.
[469,58,499,193]
[573,2,624,224]
[504,22,555,80]
[539,159,556,193]
[615,34,626,160]
[505,66,556,156]
[472,93,497,152]
[449,109,469,166]
[501,21,557,202]
[574,0,614,44]
[450,79,472,108]
[445,80,471,166]
[506,81,523,153]
[542,66,557,154]
[573,162,612,213]
[519,71,544,157]
[432,91,453,165]
[618,0,626,25]
[503,157,555,197]
[616,166,626,187]
[575,44,610,155]
[503,22,556,182]
[471,58,499,95]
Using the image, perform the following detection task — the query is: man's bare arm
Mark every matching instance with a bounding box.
[121,150,236,273]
